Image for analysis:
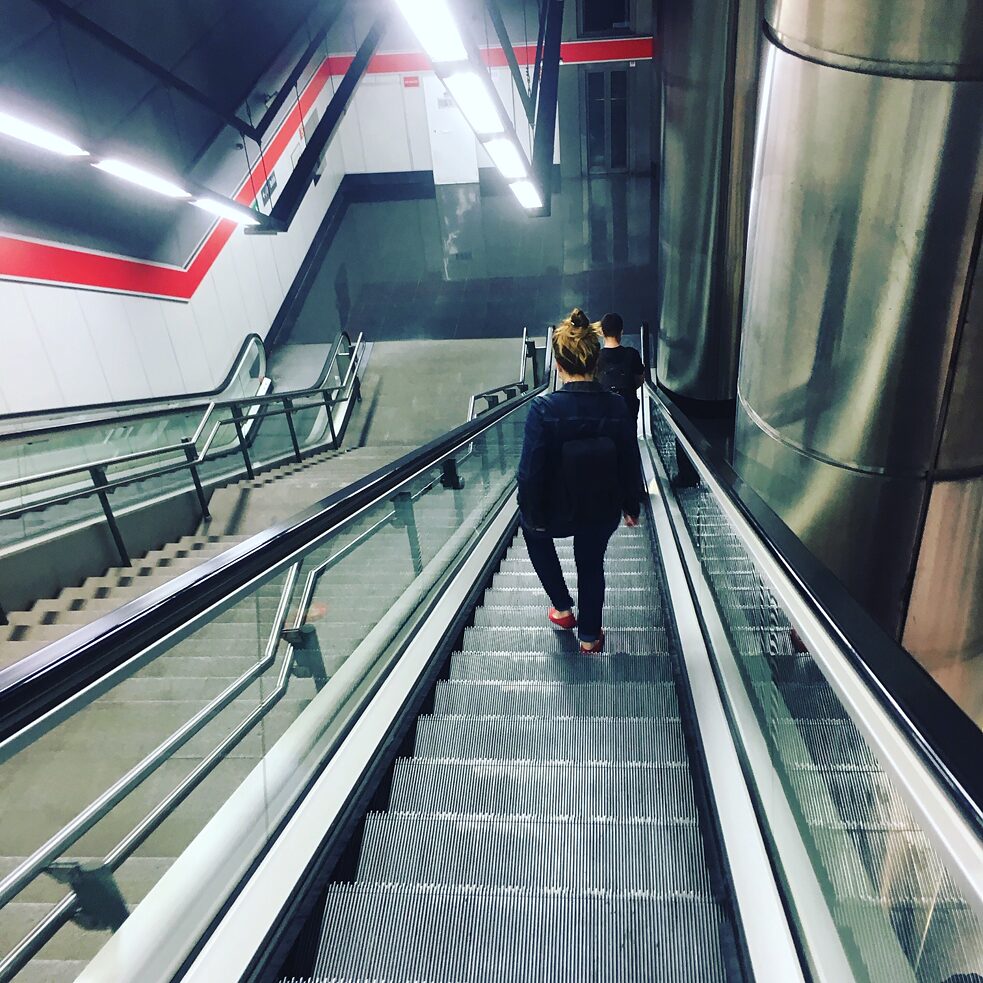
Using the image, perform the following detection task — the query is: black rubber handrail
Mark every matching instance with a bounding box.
[0,333,266,431]
[0,380,543,743]
[640,322,983,835]
[0,333,355,445]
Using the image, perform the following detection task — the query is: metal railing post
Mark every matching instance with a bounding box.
[440,458,465,491]
[182,439,210,521]
[322,391,338,448]
[283,398,302,462]
[89,466,129,566]
[392,490,422,575]
[229,405,254,479]
[282,624,328,691]
[527,337,540,387]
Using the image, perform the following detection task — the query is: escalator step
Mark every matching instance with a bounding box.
[471,605,666,629]
[448,653,674,683]
[310,884,727,983]
[413,715,687,763]
[461,626,668,655]
[498,559,653,574]
[388,758,698,821]
[356,813,712,895]
[432,680,679,717]
[789,768,916,831]
[491,572,658,590]
[772,718,879,771]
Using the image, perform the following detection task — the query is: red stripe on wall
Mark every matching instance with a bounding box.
[0,36,654,299]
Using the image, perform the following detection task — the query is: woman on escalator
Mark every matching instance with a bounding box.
[517,309,644,653]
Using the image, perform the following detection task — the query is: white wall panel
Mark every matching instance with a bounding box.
[79,292,155,401]
[26,286,111,408]
[123,297,186,398]
[0,281,64,413]
[161,299,212,394]
[356,76,414,172]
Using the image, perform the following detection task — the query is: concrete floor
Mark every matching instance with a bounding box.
[350,337,530,447]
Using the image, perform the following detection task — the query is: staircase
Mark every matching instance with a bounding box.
[300,524,739,982]
[0,480,473,983]
[0,446,410,667]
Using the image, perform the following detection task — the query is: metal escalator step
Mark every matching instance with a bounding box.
[432,681,679,717]
[471,605,666,629]
[414,715,687,763]
[461,626,669,655]
[507,544,651,559]
[491,572,658,590]
[788,768,916,831]
[772,718,879,771]
[311,884,727,982]
[485,583,663,602]
[448,652,673,683]
[389,758,698,821]
[771,682,849,720]
[498,559,652,574]
[356,813,712,895]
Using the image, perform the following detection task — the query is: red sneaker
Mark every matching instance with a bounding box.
[580,632,605,653]
[548,608,577,630]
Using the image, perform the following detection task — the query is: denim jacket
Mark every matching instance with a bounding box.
[517,381,643,533]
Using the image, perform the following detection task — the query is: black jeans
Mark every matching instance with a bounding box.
[522,518,619,643]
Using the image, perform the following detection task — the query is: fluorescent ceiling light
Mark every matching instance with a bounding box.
[484,137,527,180]
[510,179,543,210]
[0,110,88,156]
[192,197,260,226]
[394,0,467,62]
[93,158,190,198]
[444,73,503,135]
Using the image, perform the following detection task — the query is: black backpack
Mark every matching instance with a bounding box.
[548,436,620,525]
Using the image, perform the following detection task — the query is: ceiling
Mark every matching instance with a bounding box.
[0,0,332,263]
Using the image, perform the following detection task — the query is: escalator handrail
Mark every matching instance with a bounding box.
[0,332,354,446]
[639,328,983,835]
[0,334,363,518]
[0,333,268,434]
[0,377,546,744]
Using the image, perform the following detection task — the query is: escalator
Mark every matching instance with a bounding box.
[0,353,981,983]
[302,523,743,982]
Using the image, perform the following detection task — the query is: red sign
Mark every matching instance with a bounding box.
[403,75,420,87]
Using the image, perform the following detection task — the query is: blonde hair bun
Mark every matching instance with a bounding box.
[553,308,600,376]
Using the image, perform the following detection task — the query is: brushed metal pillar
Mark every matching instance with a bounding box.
[655,0,762,400]
[734,0,983,700]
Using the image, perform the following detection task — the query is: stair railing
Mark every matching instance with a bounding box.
[0,334,366,621]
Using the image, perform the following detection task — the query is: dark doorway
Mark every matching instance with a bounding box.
[581,0,630,34]
[585,68,629,173]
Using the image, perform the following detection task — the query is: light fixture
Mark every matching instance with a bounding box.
[93,158,190,198]
[483,137,527,181]
[192,197,261,226]
[0,110,88,157]
[510,179,543,210]
[394,0,467,62]
[444,73,503,135]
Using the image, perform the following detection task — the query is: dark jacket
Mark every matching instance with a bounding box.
[517,381,643,534]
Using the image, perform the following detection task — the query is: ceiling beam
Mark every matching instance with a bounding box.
[530,0,562,217]
[255,11,388,232]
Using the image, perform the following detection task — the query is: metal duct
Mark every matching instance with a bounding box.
[734,0,983,715]
[655,0,761,401]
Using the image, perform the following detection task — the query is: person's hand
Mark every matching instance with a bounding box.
[623,513,639,527]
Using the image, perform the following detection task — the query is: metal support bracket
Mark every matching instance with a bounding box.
[441,458,466,490]
[90,465,130,566]
[392,491,423,574]
[182,439,211,520]
[282,624,328,690]
[230,406,254,480]
[46,861,128,932]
